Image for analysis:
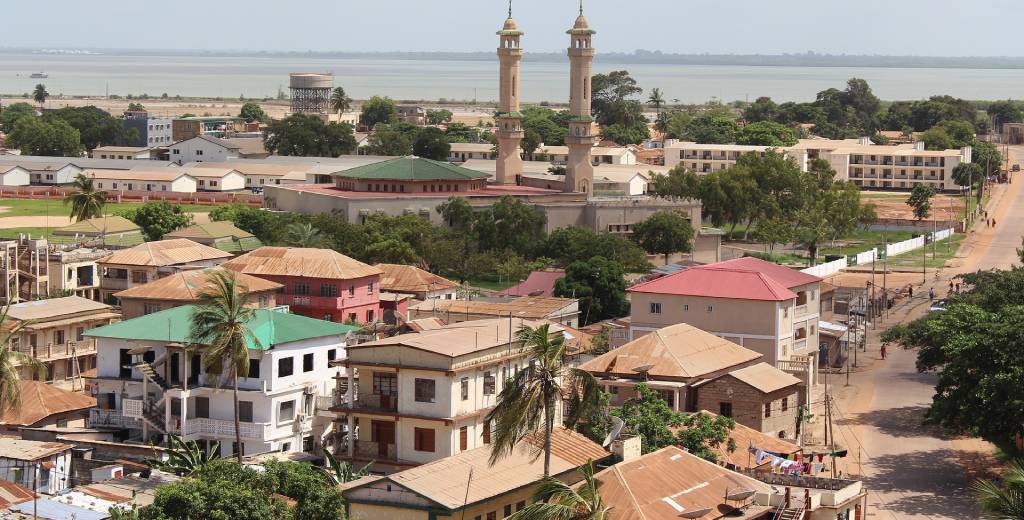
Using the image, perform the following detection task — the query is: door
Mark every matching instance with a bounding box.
[170,353,180,384]
[460,426,468,451]
[189,355,201,385]
[371,420,395,458]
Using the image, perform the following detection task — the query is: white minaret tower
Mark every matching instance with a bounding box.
[564,0,595,194]
[495,1,524,185]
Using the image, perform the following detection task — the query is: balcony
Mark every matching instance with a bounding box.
[89,408,143,429]
[15,339,97,362]
[345,393,398,413]
[283,294,345,309]
[100,276,130,290]
[794,305,808,316]
[353,440,397,460]
[794,339,808,351]
[181,417,273,441]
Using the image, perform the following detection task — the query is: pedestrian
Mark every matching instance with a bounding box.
[881,344,887,359]
[955,283,961,293]
[949,281,954,293]
[994,219,997,227]
[929,287,935,301]
[908,286,914,298]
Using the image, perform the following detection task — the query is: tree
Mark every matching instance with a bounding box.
[600,122,649,145]
[329,87,352,114]
[238,102,267,123]
[145,435,220,476]
[189,271,260,463]
[906,184,936,221]
[0,305,34,416]
[119,202,192,241]
[264,114,356,157]
[840,78,881,135]
[986,99,1024,134]
[126,102,146,112]
[743,96,778,122]
[6,117,83,157]
[322,451,372,485]
[136,462,291,520]
[973,462,1024,520]
[675,412,737,463]
[485,324,600,476]
[425,108,453,125]
[473,195,546,256]
[437,196,475,232]
[44,106,124,150]
[359,95,398,127]
[972,140,1003,177]
[542,227,650,273]
[554,256,630,325]
[937,120,975,148]
[63,174,107,222]
[631,210,694,265]
[412,127,451,160]
[684,114,739,144]
[612,383,683,453]
[508,461,609,520]
[655,110,691,139]
[365,123,415,156]
[282,222,329,248]
[736,121,798,146]
[0,102,36,132]
[953,163,983,193]
[32,84,48,108]
[522,128,543,157]
[591,70,643,127]
[647,87,665,113]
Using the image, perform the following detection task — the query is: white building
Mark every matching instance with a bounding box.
[147,117,174,146]
[0,157,177,185]
[0,165,30,186]
[0,438,73,494]
[539,145,637,166]
[332,318,565,473]
[185,167,247,192]
[170,135,241,165]
[83,168,198,193]
[92,146,156,161]
[87,305,357,458]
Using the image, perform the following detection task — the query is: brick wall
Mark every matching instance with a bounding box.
[695,376,800,438]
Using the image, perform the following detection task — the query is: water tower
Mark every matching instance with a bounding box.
[289,73,333,114]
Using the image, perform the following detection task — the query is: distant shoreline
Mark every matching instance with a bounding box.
[4,48,1024,69]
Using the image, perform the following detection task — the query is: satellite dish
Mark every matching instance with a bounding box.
[602,416,625,447]
[726,489,756,501]
[631,364,655,373]
[679,507,712,518]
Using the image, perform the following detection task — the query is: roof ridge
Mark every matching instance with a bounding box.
[611,462,649,520]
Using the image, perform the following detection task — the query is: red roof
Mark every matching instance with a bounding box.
[496,269,565,297]
[628,257,820,302]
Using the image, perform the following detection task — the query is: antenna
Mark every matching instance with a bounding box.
[579,0,584,15]
[508,0,512,18]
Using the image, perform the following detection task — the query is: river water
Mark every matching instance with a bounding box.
[1,52,1022,103]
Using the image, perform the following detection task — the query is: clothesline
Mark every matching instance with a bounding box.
[747,445,848,476]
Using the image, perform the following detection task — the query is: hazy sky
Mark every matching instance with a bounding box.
[4,0,1020,56]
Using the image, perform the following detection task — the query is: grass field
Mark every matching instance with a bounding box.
[0,198,214,218]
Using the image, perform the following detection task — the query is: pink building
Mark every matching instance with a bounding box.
[221,247,383,323]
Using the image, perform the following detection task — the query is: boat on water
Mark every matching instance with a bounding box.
[30,72,48,79]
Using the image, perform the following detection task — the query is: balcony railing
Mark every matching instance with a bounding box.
[794,339,808,351]
[181,418,272,441]
[15,339,97,362]
[794,305,808,316]
[343,393,398,413]
[353,440,397,461]
[89,408,143,429]
[285,294,345,308]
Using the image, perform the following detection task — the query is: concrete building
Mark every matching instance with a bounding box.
[186,167,246,191]
[396,105,427,126]
[86,306,356,457]
[694,362,802,439]
[221,247,383,324]
[376,263,459,300]
[84,168,198,193]
[47,247,114,300]
[495,11,524,186]
[563,9,597,194]
[408,295,580,328]
[0,156,177,186]
[627,257,823,372]
[447,143,497,163]
[331,156,490,194]
[97,239,233,303]
[169,135,241,165]
[5,296,118,387]
[0,439,73,495]
[91,146,156,161]
[0,165,30,186]
[113,267,281,319]
[1004,122,1024,145]
[340,428,609,519]
[331,318,566,472]
[163,222,263,254]
[541,145,637,166]
[171,117,246,142]
[0,381,95,434]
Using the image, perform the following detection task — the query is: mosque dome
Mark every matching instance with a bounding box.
[573,14,590,29]
[503,17,519,31]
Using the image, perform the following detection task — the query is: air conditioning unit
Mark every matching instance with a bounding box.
[303,384,317,396]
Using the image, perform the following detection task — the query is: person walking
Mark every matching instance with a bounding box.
[908,286,914,299]
[928,287,935,301]
[881,343,887,360]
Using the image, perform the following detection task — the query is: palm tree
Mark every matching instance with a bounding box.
[145,435,220,476]
[189,270,260,463]
[973,462,1024,519]
[0,305,38,416]
[63,174,107,222]
[485,324,601,476]
[282,222,328,248]
[509,460,609,520]
[32,84,48,109]
[323,450,373,484]
[330,87,352,114]
[647,87,665,113]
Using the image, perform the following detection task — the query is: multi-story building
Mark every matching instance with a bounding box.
[97,239,233,303]
[122,112,173,147]
[331,318,565,473]
[5,296,119,387]
[376,263,459,301]
[113,267,281,319]
[86,305,356,458]
[408,296,580,328]
[163,222,264,254]
[221,247,382,323]
[627,256,822,372]
[171,117,246,142]
[169,135,241,165]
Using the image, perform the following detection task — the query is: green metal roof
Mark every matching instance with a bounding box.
[84,305,356,350]
[211,236,263,253]
[333,157,490,181]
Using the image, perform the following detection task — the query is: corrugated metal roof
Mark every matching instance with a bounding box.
[629,266,798,302]
[349,317,563,358]
[114,267,282,301]
[333,157,489,181]
[165,222,255,240]
[54,216,141,236]
[222,247,381,280]
[99,239,232,267]
[84,304,355,349]
[376,263,458,293]
[409,296,575,319]
[0,439,72,461]
[672,411,799,470]
[83,168,191,182]
[578,323,761,380]
[0,480,35,508]
[5,296,113,321]
[593,446,771,520]
[495,269,564,298]
[719,362,801,394]
[0,381,95,427]
[10,497,107,520]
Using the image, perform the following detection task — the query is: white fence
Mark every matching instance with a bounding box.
[850,249,877,266]
[886,236,925,257]
[934,228,955,241]
[802,256,847,277]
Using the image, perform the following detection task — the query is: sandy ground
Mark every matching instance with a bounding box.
[0,215,72,228]
[861,191,966,221]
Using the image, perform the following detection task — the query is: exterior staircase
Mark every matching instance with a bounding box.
[775,507,805,520]
[140,399,167,435]
[135,361,171,392]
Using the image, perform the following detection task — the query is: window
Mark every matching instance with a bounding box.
[486,512,496,520]
[781,397,789,412]
[247,359,260,378]
[707,305,713,313]
[683,304,689,311]
[783,308,788,318]
[483,371,495,395]
[366,310,375,322]
[131,271,147,284]
[657,389,675,409]
[258,295,269,308]
[649,302,662,314]
[293,283,310,296]
[413,427,435,452]
[516,501,526,511]
[482,421,491,444]
[320,284,337,297]
[373,373,397,395]
[279,400,296,422]
[54,330,65,345]
[327,349,337,366]
[367,282,374,294]
[196,149,204,156]
[303,353,314,372]
[239,401,254,422]
[414,378,436,403]
[460,426,468,451]
[278,357,294,377]
[76,327,85,341]
[195,397,210,418]
[504,505,513,517]
[348,285,355,296]
[764,402,772,418]
[719,402,733,418]
[461,377,469,401]
[348,312,357,322]
[143,303,162,315]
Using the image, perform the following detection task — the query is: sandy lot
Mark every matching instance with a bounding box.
[0,216,72,228]
[862,191,967,220]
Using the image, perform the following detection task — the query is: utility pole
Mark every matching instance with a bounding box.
[882,231,888,320]
[826,395,837,476]
[32,462,38,520]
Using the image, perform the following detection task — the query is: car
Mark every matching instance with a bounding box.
[1013,164,1020,172]
[929,299,947,313]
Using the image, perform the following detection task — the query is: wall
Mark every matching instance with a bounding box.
[170,139,239,165]
[0,450,72,494]
[196,171,246,192]
[257,273,381,323]
[119,290,277,320]
[0,167,30,186]
[695,376,800,438]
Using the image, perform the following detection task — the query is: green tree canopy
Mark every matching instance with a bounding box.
[412,127,451,160]
[542,226,651,272]
[43,106,124,150]
[675,412,737,463]
[684,114,739,144]
[735,121,798,146]
[330,87,352,114]
[473,195,546,256]
[906,184,936,220]
[631,210,694,265]
[32,84,48,107]
[521,106,570,147]
[554,256,629,325]
[359,95,398,127]
[7,116,83,156]
[0,102,37,132]
[263,114,356,157]
[119,202,193,241]
[986,99,1024,134]
[425,108,453,125]
[238,102,267,123]
[743,96,778,122]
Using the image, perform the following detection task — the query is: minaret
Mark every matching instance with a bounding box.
[495,2,524,185]
[564,1,596,194]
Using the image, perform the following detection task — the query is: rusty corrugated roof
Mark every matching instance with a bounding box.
[672,411,800,470]
[376,263,458,293]
[114,267,282,301]
[0,381,95,427]
[723,362,802,394]
[99,239,232,267]
[348,317,564,358]
[221,247,381,280]
[409,296,575,319]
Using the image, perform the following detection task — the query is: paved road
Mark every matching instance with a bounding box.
[829,146,1024,520]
